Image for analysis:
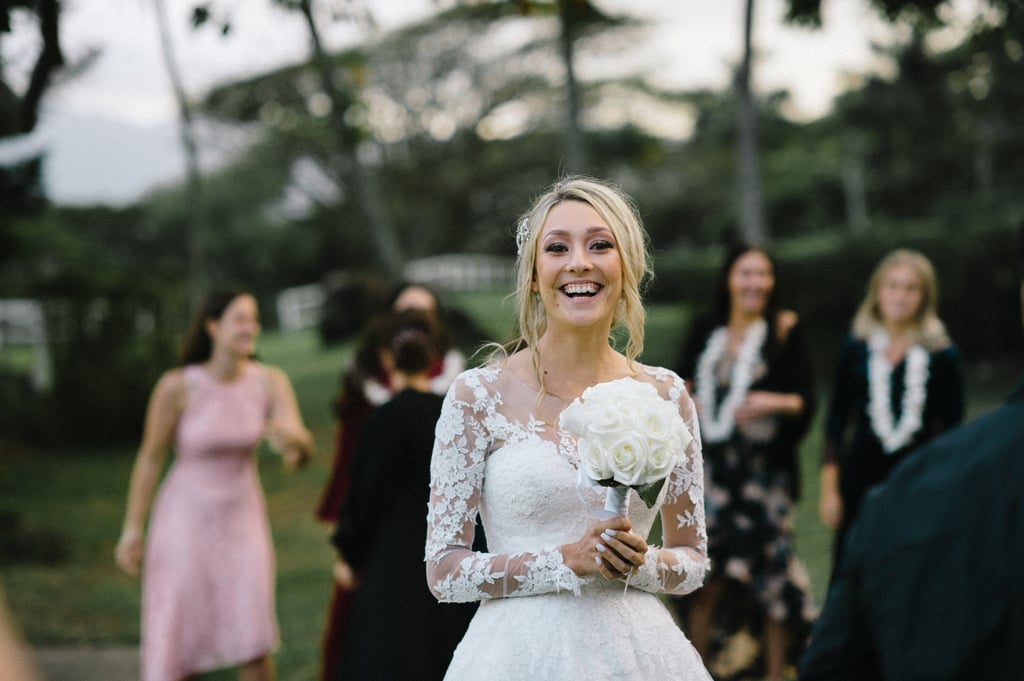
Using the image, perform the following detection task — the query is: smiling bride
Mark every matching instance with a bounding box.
[424,176,713,681]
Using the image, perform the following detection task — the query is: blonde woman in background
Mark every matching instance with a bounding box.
[818,249,964,576]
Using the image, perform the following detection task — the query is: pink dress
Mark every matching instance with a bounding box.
[142,362,278,681]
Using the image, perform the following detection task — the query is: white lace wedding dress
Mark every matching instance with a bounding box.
[425,364,713,681]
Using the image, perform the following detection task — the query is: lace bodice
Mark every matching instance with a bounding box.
[425,364,709,602]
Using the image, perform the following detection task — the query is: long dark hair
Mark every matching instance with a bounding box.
[179,288,251,365]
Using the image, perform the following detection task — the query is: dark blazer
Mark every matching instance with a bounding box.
[799,379,1024,681]
[824,337,964,527]
[331,388,475,681]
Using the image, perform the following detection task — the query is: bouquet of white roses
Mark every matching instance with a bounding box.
[559,377,692,517]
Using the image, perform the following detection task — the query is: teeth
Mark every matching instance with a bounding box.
[563,283,599,296]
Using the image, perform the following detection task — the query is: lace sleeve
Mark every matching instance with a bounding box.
[424,370,588,603]
[628,371,710,595]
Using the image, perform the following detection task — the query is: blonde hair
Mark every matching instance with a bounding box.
[851,248,950,350]
[492,176,653,385]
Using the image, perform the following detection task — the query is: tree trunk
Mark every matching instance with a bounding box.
[558,0,587,173]
[735,0,767,245]
[842,128,869,235]
[18,0,65,134]
[154,0,206,309]
[973,117,994,202]
[297,0,404,279]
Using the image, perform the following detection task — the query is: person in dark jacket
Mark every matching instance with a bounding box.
[817,249,964,576]
[330,309,475,681]
[799,228,1024,681]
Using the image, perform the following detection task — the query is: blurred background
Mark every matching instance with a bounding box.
[1,1,1022,679]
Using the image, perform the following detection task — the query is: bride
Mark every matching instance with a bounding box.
[424,176,713,680]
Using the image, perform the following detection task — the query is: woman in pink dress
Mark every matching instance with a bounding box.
[115,289,314,681]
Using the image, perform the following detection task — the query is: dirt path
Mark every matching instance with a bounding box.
[31,646,139,681]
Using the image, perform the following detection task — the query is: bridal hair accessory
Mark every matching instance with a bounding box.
[694,319,767,443]
[867,330,930,453]
[559,377,692,518]
[391,327,429,351]
[515,217,531,256]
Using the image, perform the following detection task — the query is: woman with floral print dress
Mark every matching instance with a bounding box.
[673,243,818,681]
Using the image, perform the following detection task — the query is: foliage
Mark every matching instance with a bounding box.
[182,1,1024,264]
[1,206,186,444]
[4,0,1024,447]
[652,217,1023,379]
[785,0,1016,25]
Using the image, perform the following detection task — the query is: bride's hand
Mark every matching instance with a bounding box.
[561,517,647,580]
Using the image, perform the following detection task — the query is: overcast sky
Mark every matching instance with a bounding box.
[3,0,904,205]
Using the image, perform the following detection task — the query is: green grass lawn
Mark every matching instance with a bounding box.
[0,299,1017,680]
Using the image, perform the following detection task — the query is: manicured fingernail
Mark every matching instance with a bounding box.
[594,556,602,565]
[603,529,617,536]
[596,544,606,553]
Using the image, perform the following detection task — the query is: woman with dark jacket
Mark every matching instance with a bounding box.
[330,309,475,681]
[818,249,963,575]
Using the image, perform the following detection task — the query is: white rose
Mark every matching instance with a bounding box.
[584,402,624,439]
[639,442,679,484]
[606,432,652,486]
[632,400,677,444]
[578,437,613,482]
[560,377,690,490]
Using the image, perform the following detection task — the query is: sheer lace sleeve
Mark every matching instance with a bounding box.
[628,369,710,596]
[425,369,589,603]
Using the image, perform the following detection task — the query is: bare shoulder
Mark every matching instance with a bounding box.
[260,364,294,394]
[500,348,532,381]
[775,309,799,342]
[154,367,187,398]
[150,367,188,414]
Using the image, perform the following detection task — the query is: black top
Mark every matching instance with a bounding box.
[799,379,1024,681]
[332,388,444,566]
[823,336,964,528]
[677,313,817,500]
[331,388,475,681]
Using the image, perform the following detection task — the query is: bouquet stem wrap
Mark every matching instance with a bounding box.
[604,485,630,517]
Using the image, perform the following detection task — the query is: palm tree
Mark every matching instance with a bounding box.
[735,0,767,244]
[153,0,207,307]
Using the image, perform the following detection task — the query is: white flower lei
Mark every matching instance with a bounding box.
[867,330,930,453]
[695,318,767,444]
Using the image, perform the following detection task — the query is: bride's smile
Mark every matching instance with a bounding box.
[533,200,623,330]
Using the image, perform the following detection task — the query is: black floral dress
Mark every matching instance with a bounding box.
[673,315,818,681]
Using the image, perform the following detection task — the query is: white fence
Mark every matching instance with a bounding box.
[0,299,52,391]
[275,254,514,331]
